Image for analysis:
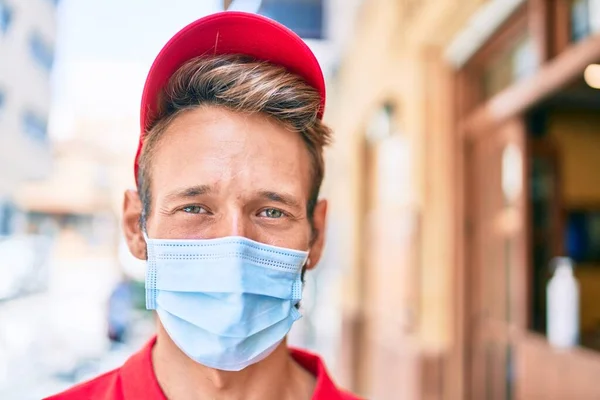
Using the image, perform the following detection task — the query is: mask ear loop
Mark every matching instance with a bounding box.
[141,229,157,309]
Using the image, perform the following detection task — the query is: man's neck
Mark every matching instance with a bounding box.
[152,326,315,400]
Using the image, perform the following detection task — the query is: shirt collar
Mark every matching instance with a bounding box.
[120,336,165,400]
[289,347,347,400]
[120,336,347,400]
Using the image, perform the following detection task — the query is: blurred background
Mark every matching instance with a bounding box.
[1,0,600,399]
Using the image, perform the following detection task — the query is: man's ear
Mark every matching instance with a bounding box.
[122,189,147,260]
[306,199,328,270]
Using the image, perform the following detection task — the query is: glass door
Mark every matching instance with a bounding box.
[468,118,529,400]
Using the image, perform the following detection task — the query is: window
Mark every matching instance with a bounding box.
[512,37,538,81]
[571,0,600,42]
[572,0,591,42]
[29,31,55,72]
[22,110,48,141]
[258,0,324,39]
[483,35,539,99]
[0,1,13,34]
[366,102,397,143]
[0,201,14,235]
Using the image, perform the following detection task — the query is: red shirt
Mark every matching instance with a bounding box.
[45,337,360,400]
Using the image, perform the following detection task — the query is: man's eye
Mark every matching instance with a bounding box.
[182,205,206,214]
[260,208,284,218]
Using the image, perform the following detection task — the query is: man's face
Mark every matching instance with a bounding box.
[123,105,327,265]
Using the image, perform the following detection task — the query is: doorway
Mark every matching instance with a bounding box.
[527,76,600,350]
[464,74,600,400]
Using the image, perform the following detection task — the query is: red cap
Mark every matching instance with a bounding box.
[135,11,326,183]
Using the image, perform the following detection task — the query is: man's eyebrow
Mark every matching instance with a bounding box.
[164,185,213,202]
[258,190,302,209]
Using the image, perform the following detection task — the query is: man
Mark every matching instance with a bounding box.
[47,11,360,400]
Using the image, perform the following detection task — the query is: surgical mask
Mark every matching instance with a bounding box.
[143,233,308,371]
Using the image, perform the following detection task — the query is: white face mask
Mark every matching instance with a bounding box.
[143,233,307,371]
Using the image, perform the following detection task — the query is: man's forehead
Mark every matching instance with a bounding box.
[148,108,313,198]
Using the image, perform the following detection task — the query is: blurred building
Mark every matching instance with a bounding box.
[0,0,57,235]
[13,115,140,262]
[14,137,118,259]
[326,0,600,399]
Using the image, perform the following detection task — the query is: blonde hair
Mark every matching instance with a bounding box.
[137,54,332,225]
